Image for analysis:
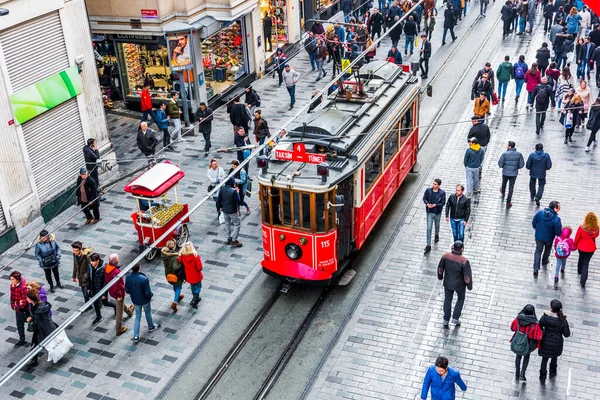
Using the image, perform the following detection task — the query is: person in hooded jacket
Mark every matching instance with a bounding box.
[162,240,185,312]
[104,254,134,336]
[553,226,576,282]
[510,304,543,381]
[574,212,599,287]
[438,240,473,327]
[464,138,484,196]
[34,230,63,293]
[24,291,56,370]
[178,242,203,309]
[538,299,570,381]
[89,253,116,325]
[497,141,525,209]
[532,201,563,276]
[496,56,514,101]
[526,143,552,206]
[389,16,403,47]
[387,45,403,64]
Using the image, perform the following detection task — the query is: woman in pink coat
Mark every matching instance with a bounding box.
[524,63,542,109]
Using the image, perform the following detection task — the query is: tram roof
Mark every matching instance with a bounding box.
[258,61,420,191]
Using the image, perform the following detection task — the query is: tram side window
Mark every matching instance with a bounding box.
[316,193,327,232]
[400,102,415,137]
[282,190,292,225]
[301,193,311,229]
[364,147,382,193]
[383,128,399,165]
[261,185,270,224]
[271,188,281,225]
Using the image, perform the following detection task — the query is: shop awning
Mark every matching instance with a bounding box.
[192,16,220,39]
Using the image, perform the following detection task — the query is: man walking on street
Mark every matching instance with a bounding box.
[496,55,514,101]
[217,178,243,248]
[229,96,251,136]
[370,8,385,43]
[532,77,553,134]
[531,201,562,277]
[140,83,153,124]
[315,38,328,82]
[526,143,552,206]
[438,240,473,327]
[445,184,471,242]
[154,102,172,151]
[9,271,29,348]
[423,179,446,254]
[71,241,92,305]
[464,138,484,196]
[419,34,432,78]
[282,64,300,110]
[195,102,213,156]
[498,141,525,209]
[467,116,491,151]
[104,254,134,336]
[89,253,116,325]
[442,4,458,45]
[304,32,317,71]
[125,264,161,343]
[404,16,418,56]
[421,356,468,399]
[167,92,183,142]
[137,121,158,164]
[83,138,102,189]
[76,168,100,224]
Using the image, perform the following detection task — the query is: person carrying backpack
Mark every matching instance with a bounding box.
[553,227,576,282]
[510,304,543,381]
[513,55,528,100]
[532,77,553,134]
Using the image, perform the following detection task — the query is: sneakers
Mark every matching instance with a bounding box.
[231,240,243,248]
[132,336,140,343]
[450,318,461,326]
[50,286,56,294]
[424,245,432,254]
[443,320,449,327]
[533,271,538,277]
[116,326,128,336]
[92,316,103,325]
[149,323,161,332]
[585,146,591,152]
[535,199,540,207]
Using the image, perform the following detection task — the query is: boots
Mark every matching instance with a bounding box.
[178,294,185,303]
[190,293,201,309]
[549,369,557,378]
[170,302,178,313]
[539,370,547,381]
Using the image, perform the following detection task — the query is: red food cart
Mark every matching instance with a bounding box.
[124,161,190,260]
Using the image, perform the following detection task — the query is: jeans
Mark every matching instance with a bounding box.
[529,177,546,201]
[450,219,465,242]
[316,58,325,79]
[515,79,524,96]
[426,212,442,246]
[202,131,212,152]
[141,110,152,124]
[515,354,530,375]
[465,167,479,194]
[286,85,296,106]
[555,257,567,277]
[173,284,182,302]
[498,81,508,100]
[162,127,170,147]
[480,1,487,15]
[15,311,26,341]
[536,110,546,133]
[528,15,534,31]
[519,17,526,33]
[308,52,316,70]
[462,3,467,16]
[540,356,558,374]
[82,202,100,221]
[577,250,594,285]
[224,213,241,241]
[420,57,429,76]
[443,286,466,322]
[405,35,414,53]
[171,118,182,141]
[133,302,156,338]
[534,240,553,271]
[43,267,61,287]
[555,52,564,70]
[442,28,456,43]
[190,282,202,295]
[501,175,517,202]
[379,0,386,9]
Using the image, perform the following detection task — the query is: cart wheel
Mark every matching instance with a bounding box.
[176,225,190,248]
[145,247,158,261]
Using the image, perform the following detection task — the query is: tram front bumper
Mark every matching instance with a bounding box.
[261,259,333,283]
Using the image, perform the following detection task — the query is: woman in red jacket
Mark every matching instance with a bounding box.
[574,212,599,288]
[510,304,543,381]
[524,63,541,110]
[178,242,203,309]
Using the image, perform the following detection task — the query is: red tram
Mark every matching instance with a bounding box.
[257,61,420,283]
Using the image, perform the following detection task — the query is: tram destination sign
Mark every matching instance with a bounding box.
[275,143,326,164]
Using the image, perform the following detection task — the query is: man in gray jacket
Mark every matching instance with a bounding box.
[438,240,473,327]
[498,140,525,209]
[282,64,300,110]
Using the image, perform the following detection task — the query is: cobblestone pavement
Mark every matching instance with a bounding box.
[308,12,600,400]
[0,14,436,399]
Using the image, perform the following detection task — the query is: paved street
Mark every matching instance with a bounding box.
[308,10,600,400]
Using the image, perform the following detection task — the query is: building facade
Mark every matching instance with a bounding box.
[86,0,304,113]
[0,0,115,252]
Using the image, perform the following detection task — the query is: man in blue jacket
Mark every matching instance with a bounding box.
[423,179,446,254]
[526,143,552,207]
[531,201,562,277]
[463,138,484,196]
[154,102,172,151]
[421,356,467,399]
[125,264,161,342]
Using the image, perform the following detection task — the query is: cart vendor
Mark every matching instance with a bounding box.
[139,199,160,212]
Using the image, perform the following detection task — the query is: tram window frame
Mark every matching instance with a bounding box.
[261,185,271,224]
[364,146,383,194]
[383,127,399,166]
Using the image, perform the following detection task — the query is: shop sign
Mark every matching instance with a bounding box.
[275,143,326,164]
[167,32,192,71]
[141,9,158,19]
[130,19,142,29]
[9,66,82,125]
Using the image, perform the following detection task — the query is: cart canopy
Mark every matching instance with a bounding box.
[124,161,185,198]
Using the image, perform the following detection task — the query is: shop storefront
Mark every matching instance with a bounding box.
[200,20,249,100]
[304,0,340,30]
[261,0,291,58]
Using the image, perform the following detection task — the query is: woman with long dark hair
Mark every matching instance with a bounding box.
[574,212,599,287]
[510,304,542,381]
[25,290,57,369]
[538,299,570,381]
[585,97,600,152]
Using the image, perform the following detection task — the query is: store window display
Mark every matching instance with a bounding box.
[201,21,247,99]
[94,40,120,101]
[261,0,289,58]
[116,43,173,102]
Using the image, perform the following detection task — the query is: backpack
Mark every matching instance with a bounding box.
[511,323,531,356]
[515,63,525,79]
[535,86,549,104]
[556,239,571,257]
[254,90,261,107]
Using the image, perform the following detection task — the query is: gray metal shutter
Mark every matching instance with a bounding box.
[0,203,7,233]
[0,12,69,91]
[22,99,86,204]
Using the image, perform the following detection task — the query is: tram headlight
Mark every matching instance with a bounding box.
[285,243,302,260]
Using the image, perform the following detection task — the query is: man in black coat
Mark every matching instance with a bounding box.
[229,96,251,136]
[263,14,273,52]
[83,138,100,186]
[76,168,100,224]
[501,1,514,37]
[370,8,385,44]
[217,178,242,247]
[438,240,473,327]
[442,4,457,45]
[467,116,491,149]
[194,102,213,156]
[532,77,553,134]
[445,184,470,242]
[136,121,158,164]
[590,24,600,48]
[419,33,432,78]
[578,37,596,81]
[89,253,116,325]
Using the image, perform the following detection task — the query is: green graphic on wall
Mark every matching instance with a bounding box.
[9,66,82,125]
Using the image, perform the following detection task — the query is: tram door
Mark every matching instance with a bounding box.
[336,177,354,261]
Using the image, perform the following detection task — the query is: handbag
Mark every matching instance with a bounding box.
[27,321,35,333]
[492,92,499,106]
[166,274,179,283]
[218,213,225,224]
[243,149,251,159]
[245,180,253,198]
[207,184,215,192]
[414,36,419,47]
[44,330,73,363]
[42,254,58,268]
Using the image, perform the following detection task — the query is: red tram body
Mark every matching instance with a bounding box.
[257,61,420,283]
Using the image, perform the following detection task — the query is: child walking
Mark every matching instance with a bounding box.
[553,227,576,283]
